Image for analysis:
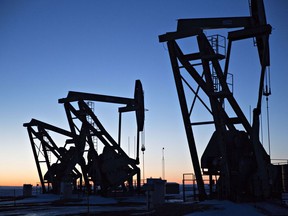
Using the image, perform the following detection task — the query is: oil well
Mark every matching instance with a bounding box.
[23,80,144,195]
[23,0,287,203]
[159,0,284,201]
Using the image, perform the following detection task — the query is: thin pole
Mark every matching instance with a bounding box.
[128,136,130,157]
[249,105,251,125]
[162,147,165,180]
[266,96,271,161]
[118,112,122,146]
[141,130,146,185]
[260,107,264,145]
[134,136,136,158]
[142,151,145,185]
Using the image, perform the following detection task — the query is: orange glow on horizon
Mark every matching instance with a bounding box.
[0,171,39,187]
[1,176,185,187]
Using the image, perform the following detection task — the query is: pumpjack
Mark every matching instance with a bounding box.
[24,80,144,194]
[159,0,282,201]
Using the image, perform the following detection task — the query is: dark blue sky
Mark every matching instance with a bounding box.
[0,0,287,185]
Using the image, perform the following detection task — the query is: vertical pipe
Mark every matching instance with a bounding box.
[118,112,122,146]
[128,136,130,157]
[142,151,145,185]
[137,168,141,191]
[182,175,186,202]
[136,131,140,163]
[162,147,165,180]
[223,40,232,79]
[266,97,271,160]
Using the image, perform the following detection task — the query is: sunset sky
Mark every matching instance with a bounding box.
[1,0,288,186]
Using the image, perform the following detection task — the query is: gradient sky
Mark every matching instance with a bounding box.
[0,0,287,186]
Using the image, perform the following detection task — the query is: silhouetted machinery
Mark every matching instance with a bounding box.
[159,0,282,201]
[24,80,144,194]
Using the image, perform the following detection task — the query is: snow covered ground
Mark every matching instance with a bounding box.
[1,195,288,215]
[0,193,147,215]
[1,188,288,215]
[184,199,288,216]
[185,200,266,216]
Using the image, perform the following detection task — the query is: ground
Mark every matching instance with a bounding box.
[1,193,288,215]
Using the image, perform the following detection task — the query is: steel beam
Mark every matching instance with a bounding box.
[167,40,207,200]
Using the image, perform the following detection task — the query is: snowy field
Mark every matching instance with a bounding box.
[1,186,288,215]
[1,195,288,215]
[185,200,288,216]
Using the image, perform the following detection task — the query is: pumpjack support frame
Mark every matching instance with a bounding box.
[159,0,278,201]
[24,80,145,194]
